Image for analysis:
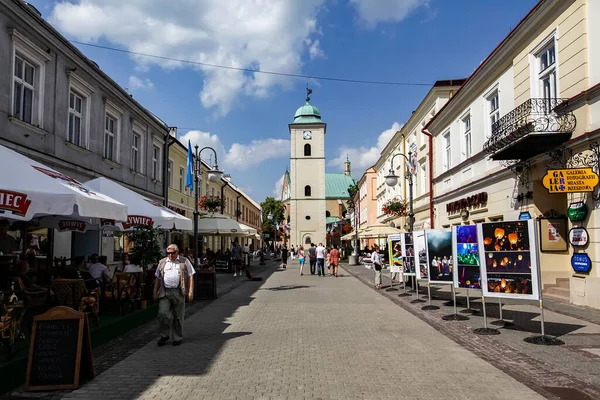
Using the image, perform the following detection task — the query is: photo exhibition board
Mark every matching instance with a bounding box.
[452,225,482,289]
[388,234,403,274]
[413,230,428,280]
[477,219,541,300]
[425,229,453,284]
[402,232,416,276]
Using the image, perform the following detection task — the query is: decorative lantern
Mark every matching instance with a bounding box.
[494,228,505,239]
[508,233,518,245]
[484,237,492,246]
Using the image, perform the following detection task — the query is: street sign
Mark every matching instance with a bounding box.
[542,168,599,193]
[568,227,589,247]
[571,253,592,273]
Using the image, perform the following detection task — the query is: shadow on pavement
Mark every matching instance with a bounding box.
[262,285,312,291]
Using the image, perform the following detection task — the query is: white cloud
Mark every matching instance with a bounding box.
[127,75,154,91]
[273,175,284,198]
[349,0,429,28]
[306,38,325,60]
[328,122,402,173]
[178,130,289,172]
[49,0,328,116]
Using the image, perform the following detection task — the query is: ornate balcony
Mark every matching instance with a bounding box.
[483,98,576,160]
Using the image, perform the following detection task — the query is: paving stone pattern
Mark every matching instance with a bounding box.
[59,262,543,400]
[344,264,600,400]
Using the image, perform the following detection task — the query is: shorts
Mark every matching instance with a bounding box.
[233,259,241,266]
[299,257,305,265]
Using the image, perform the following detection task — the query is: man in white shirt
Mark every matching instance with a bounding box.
[88,253,111,286]
[154,244,195,346]
[316,243,326,277]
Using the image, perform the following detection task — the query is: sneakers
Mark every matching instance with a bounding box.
[234,272,237,277]
[157,336,169,346]
[172,340,182,346]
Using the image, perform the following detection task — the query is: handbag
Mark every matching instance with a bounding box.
[374,261,382,271]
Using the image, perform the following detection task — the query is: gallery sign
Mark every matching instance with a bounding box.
[571,253,592,273]
[542,168,599,193]
[568,227,589,247]
[446,192,488,214]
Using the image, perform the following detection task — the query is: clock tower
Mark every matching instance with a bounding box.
[288,89,327,247]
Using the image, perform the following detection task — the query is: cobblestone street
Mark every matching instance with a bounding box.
[59,261,545,400]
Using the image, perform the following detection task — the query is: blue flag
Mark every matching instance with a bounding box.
[186,140,194,190]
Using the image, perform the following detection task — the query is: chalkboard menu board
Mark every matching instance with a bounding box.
[215,256,232,273]
[26,306,94,391]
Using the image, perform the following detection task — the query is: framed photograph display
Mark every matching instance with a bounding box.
[452,225,481,289]
[537,217,568,252]
[477,219,540,300]
[413,230,428,280]
[402,233,416,276]
[388,234,403,274]
[425,229,453,284]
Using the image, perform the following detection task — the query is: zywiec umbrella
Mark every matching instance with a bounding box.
[197,213,244,235]
[85,177,193,231]
[359,224,403,239]
[0,145,127,222]
[238,222,258,237]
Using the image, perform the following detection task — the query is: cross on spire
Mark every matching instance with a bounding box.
[306,86,312,102]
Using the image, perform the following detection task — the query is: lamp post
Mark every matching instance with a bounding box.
[261,212,273,264]
[385,151,414,234]
[193,146,224,270]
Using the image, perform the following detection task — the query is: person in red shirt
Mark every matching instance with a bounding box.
[330,245,340,277]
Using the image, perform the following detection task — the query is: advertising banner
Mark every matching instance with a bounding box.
[452,225,481,289]
[402,232,416,276]
[388,234,403,274]
[413,230,428,280]
[425,229,453,284]
[477,219,540,300]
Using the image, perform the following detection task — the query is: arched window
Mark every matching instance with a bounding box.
[304,185,311,196]
[326,211,331,218]
[304,143,311,156]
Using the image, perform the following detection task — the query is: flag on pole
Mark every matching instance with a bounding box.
[186,140,194,190]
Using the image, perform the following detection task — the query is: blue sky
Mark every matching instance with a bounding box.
[31,0,537,202]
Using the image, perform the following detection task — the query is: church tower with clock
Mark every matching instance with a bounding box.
[288,89,327,246]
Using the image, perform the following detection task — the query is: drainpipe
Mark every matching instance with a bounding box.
[420,127,435,229]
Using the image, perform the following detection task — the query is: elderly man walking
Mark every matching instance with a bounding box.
[154,244,195,346]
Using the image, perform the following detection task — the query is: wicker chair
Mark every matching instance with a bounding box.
[0,294,25,360]
[103,272,137,315]
[52,279,100,324]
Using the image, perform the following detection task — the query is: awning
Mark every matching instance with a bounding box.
[197,212,244,235]
[0,145,127,222]
[238,222,258,237]
[359,224,403,239]
[86,177,193,231]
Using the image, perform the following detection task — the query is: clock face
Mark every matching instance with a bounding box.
[303,130,312,140]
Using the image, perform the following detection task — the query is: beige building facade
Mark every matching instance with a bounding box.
[427,0,600,308]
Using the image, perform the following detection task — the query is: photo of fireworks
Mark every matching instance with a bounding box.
[389,239,403,267]
[426,230,452,283]
[453,225,482,289]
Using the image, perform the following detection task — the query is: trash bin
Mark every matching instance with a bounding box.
[195,269,217,299]
[349,255,358,265]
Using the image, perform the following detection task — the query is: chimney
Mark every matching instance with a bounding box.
[344,155,351,176]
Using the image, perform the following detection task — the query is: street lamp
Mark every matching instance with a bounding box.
[193,146,224,270]
[385,151,414,233]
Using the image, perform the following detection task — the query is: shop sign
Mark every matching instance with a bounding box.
[571,253,592,273]
[542,168,599,193]
[568,201,588,221]
[446,192,488,214]
[568,227,589,247]
[122,215,154,229]
[57,220,87,232]
[100,219,115,228]
[519,211,532,220]
[0,190,31,216]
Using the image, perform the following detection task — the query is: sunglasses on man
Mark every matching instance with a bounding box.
[167,251,177,255]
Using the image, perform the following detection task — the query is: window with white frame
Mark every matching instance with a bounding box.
[463,114,472,159]
[152,145,161,181]
[10,30,50,128]
[179,167,185,192]
[131,133,141,172]
[443,131,451,169]
[419,160,427,196]
[487,91,499,138]
[168,160,174,188]
[104,114,117,160]
[537,40,557,110]
[67,74,93,148]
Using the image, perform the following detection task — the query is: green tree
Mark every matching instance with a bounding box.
[260,197,285,232]
[346,183,359,210]
[128,225,163,270]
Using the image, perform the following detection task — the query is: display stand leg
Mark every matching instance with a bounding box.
[524,298,564,345]
[473,296,500,335]
[399,275,411,297]
[410,279,425,304]
[442,285,469,320]
[491,298,514,327]
[422,282,439,310]
[386,270,398,292]
[461,288,481,315]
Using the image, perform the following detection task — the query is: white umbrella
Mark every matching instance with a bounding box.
[238,222,258,237]
[359,224,403,239]
[197,213,244,235]
[86,177,193,231]
[0,145,127,222]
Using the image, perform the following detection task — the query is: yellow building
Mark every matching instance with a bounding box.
[426,0,600,308]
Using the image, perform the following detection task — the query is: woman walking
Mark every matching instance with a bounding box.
[372,244,382,289]
[298,246,306,275]
[326,246,332,276]
[330,245,340,277]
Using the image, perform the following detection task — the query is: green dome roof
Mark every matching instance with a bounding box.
[292,101,324,124]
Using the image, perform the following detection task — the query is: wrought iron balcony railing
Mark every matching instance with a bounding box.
[483,98,576,156]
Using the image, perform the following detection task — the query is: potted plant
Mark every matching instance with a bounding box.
[128,224,163,307]
[382,197,408,217]
[198,195,222,213]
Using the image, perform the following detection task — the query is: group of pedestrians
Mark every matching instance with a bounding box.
[280,243,341,277]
